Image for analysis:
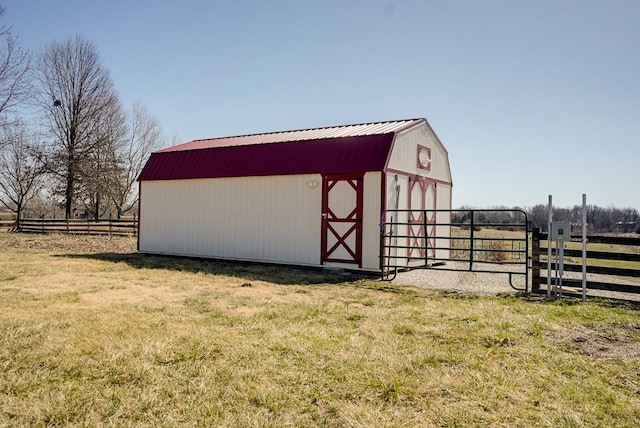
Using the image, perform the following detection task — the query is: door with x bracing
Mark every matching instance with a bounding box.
[321,175,363,267]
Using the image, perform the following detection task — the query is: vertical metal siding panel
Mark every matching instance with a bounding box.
[362,172,381,270]
[238,177,252,258]
[139,181,162,252]
[384,173,399,267]
[140,175,323,266]
[220,177,235,258]
[436,184,452,260]
[309,174,323,263]
[386,126,419,173]
[166,181,183,254]
[386,124,452,186]
[281,178,295,261]
[208,179,223,256]
[198,179,213,255]
[255,177,266,260]
[424,126,452,184]
[292,178,303,262]
[268,178,283,261]
[262,180,274,260]
[272,176,288,261]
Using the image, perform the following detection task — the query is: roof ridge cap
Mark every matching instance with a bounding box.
[190,117,425,143]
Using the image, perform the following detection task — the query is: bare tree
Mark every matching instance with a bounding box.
[111,102,163,218]
[0,8,31,134]
[0,121,43,223]
[79,91,127,219]
[33,35,120,218]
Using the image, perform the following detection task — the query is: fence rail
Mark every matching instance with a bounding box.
[9,217,137,236]
[532,229,640,299]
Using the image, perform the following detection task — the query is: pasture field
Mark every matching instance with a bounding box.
[1,233,640,427]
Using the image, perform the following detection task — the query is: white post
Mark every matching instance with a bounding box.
[582,194,587,302]
[547,195,553,299]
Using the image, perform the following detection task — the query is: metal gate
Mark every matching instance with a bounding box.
[381,209,531,291]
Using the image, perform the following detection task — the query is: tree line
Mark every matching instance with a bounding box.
[453,205,640,234]
[0,6,165,220]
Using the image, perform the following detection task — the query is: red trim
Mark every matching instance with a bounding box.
[321,174,363,267]
[381,118,427,173]
[382,133,399,173]
[407,176,437,261]
[385,168,452,186]
[416,145,432,172]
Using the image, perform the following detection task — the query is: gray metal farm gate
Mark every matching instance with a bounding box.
[380,209,531,291]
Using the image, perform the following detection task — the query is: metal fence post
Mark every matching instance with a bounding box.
[423,210,429,266]
[469,210,474,271]
[531,228,540,293]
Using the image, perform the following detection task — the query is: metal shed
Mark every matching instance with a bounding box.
[137,118,452,273]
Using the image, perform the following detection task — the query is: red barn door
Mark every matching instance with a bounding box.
[321,175,363,267]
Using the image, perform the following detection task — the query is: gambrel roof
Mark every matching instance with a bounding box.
[138,118,426,181]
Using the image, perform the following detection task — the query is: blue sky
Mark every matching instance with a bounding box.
[4,0,639,210]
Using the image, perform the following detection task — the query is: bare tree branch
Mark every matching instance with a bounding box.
[0,120,43,221]
[0,20,32,138]
[111,101,164,218]
[32,35,120,218]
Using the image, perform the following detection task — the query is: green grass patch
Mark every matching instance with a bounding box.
[1,233,640,426]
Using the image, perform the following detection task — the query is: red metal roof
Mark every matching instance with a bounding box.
[139,119,425,181]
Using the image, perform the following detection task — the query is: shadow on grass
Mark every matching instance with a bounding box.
[57,252,379,286]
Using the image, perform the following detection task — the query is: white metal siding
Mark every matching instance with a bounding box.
[435,183,453,260]
[386,123,452,184]
[140,174,322,265]
[383,123,453,268]
[362,172,382,270]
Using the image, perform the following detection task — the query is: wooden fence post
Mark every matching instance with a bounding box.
[531,227,540,293]
[109,213,112,237]
[133,213,137,236]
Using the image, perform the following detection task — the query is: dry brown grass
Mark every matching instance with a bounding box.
[2,233,640,426]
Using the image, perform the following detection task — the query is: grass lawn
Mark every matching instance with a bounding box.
[1,233,640,427]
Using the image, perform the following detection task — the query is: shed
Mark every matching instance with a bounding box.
[137,118,452,272]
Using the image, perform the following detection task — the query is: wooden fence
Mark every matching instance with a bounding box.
[0,216,15,229]
[532,228,640,299]
[5,216,137,237]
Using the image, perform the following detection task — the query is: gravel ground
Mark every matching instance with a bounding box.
[392,261,526,295]
[393,261,640,302]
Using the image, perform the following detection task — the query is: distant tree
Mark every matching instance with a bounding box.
[0,121,43,221]
[528,204,548,230]
[79,91,127,219]
[0,8,31,132]
[110,102,163,218]
[586,205,602,233]
[33,35,120,218]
